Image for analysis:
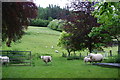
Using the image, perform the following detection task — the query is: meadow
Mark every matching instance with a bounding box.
[1,26,119,78]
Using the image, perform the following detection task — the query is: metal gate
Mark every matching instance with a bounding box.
[0,50,32,66]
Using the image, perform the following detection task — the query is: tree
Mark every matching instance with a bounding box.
[89,2,120,54]
[2,2,38,47]
[58,31,74,56]
[37,4,67,20]
[60,1,100,53]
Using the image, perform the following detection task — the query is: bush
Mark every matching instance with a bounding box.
[62,52,67,57]
[47,19,65,31]
[104,55,120,63]
[30,19,50,27]
[67,56,80,60]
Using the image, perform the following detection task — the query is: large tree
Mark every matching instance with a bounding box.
[59,1,100,53]
[2,2,38,47]
[89,2,120,54]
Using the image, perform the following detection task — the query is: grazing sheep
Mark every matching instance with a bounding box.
[84,57,92,63]
[55,50,58,53]
[45,46,48,48]
[51,46,54,49]
[88,53,103,63]
[40,56,52,64]
[0,56,9,65]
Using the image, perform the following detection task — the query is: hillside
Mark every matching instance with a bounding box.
[2,26,119,78]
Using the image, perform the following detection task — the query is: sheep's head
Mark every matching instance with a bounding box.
[84,57,88,59]
[40,56,44,59]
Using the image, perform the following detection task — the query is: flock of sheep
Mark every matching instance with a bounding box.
[0,53,103,65]
[41,53,103,64]
[84,53,103,63]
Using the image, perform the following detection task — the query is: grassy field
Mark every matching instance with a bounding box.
[1,26,119,78]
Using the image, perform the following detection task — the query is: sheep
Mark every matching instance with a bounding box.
[84,57,92,63]
[40,56,52,64]
[55,50,59,53]
[51,46,54,49]
[88,53,103,63]
[45,46,48,48]
[0,56,9,65]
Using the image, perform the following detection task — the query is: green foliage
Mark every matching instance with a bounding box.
[47,19,65,31]
[67,56,80,60]
[92,2,120,39]
[37,5,67,20]
[88,26,112,47]
[58,31,73,48]
[89,2,120,53]
[30,19,50,27]
[104,55,120,63]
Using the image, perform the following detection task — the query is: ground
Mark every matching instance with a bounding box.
[1,26,119,78]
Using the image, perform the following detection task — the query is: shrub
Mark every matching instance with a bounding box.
[47,19,65,31]
[47,19,59,30]
[104,55,120,63]
[30,19,50,27]
[62,52,67,57]
[67,56,80,60]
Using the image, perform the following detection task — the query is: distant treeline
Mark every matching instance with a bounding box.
[30,4,69,27]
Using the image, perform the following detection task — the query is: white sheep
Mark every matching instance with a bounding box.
[84,57,92,63]
[51,46,54,49]
[0,56,9,65]
[88,53,103,63]
[40,56,52,64]
[45,46,48,48]
[55,50,59,53]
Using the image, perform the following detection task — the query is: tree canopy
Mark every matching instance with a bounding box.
[37,4,68,20]
[58,1,100,54]
[2,2,38,47]
[89,2,120,54]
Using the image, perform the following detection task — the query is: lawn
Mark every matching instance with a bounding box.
[1,26,119,78]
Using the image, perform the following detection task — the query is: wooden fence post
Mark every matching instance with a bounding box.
[30,51,32,66]
[87,52,88,56]
[110,50,112,57]
[79,53,81,57]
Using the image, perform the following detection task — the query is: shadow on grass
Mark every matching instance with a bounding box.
[42,63,52,66]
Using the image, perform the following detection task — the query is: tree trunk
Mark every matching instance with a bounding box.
[88,46,92,53]
[118,41,120,55]
[88,37,92,53]
[88,42,92,53]
[67,49,71,57]
[74,51,76,56]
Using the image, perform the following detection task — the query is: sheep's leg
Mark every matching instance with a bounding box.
[100,59,102,63]
[91,60,94,65]
[45,61,47,64]
[90,61,92,63]
[4,62,8,67]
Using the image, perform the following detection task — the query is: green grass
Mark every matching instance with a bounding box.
[1,26,119,78]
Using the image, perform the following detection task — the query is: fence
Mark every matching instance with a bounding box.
[0,50,32,66]
[62,50,117,59]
